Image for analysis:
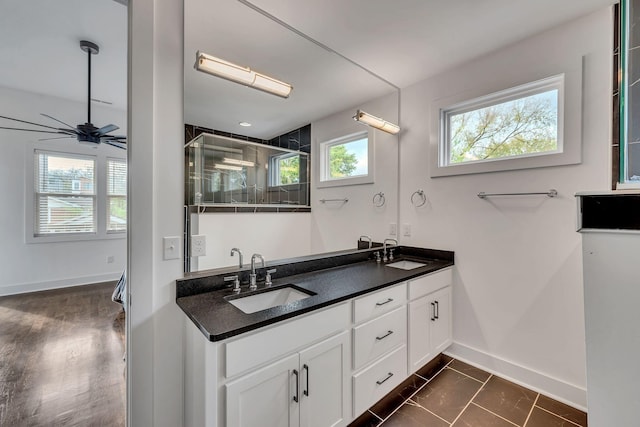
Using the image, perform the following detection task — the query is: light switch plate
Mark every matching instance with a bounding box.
[191,235,206,257]
[403,223,412,237]
[163,236,181,260]
[389,223,397,236]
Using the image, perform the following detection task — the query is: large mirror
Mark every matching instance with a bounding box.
[184,0,400,271]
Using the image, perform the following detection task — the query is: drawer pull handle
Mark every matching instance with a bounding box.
[376,298,394,306]
[434,300,439,320]
[376,330,394,341]
[293,369,299,403]
[376,372,394,385]
[431,302,436,321]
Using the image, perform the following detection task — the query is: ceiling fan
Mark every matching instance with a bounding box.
[0,40,126,150]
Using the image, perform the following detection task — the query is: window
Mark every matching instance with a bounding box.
[440,75,562,167]
[318,131,373,187]
[270,153,300,186]
[28,148,126,242]
[35,151,96,235]
[619,0,640,187]
[107,158,127,232]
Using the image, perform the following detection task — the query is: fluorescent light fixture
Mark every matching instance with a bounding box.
[238,121,252,127]
[213,163,243,171]
[195,51,292,98]
[353,110,400,135]
[223,158,255,167]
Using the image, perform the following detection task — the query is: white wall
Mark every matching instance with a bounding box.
[398,8,611,409]
[128,0,184,425]
[311,92,399,253]
[193,212,312,270]
[0,86,127,295]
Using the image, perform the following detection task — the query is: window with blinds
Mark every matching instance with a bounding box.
[107,158,127,232]
[35,151,96,235]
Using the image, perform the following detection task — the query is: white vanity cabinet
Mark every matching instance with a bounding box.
[408,268,452,373]
[183,266,454,427]
[226,331,350,427]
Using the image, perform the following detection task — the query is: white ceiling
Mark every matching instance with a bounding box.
[0,0,616,138]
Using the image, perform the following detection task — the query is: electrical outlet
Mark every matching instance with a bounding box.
[107,255,115,264]
[163,236,181,260]
[403,223,412,237]
[389,223,397,236]
[191,235,207,257]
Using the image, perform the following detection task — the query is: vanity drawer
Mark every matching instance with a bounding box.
[353,283,406,324]
[352,345,407,417]
[353,306,407,370]
[408,268,452,300]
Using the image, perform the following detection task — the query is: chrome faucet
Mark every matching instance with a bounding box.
[383,238,398,262]
[249,253,265,290]
[359,235,372,249]
[230,248,243,269]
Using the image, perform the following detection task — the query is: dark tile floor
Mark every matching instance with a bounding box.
[350,354,587,427]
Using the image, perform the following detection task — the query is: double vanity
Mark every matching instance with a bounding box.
[177,246,454,427]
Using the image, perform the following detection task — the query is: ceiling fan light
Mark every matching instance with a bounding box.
[353,109,400,135]
[195,51,292,98]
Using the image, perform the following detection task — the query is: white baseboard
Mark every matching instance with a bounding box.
[0,272,123,297]
[445,341,587,412]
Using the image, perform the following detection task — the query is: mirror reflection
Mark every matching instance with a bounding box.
[184,0,399,272]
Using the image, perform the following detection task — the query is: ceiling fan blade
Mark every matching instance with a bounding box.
[40,113,77,130]
[94,124,119,135]
[0,115,66,131]
[103,140,127,150]
[0,126,69,135]
[38,136,76,141]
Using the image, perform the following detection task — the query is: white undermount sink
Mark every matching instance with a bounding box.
[227,286,313,314]
[385,260,427,270]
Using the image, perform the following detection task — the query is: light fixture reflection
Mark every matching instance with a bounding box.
[353,110,400,135]
[213,163,243,171]
[223,158,255,167]
[195,51,293,98]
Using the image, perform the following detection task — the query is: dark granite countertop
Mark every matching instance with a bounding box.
[176,246,454,342]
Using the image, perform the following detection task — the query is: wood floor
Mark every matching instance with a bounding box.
[0,282,126,426]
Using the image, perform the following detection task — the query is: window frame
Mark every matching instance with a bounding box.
[34,150,97,237]
[429,61,583,178]
[269,152,301,187]
[440,75,564,167]
[317,130,373,188]
[106,157,127,233]
[25,144,127,243]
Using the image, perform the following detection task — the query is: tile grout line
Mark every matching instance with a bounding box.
[378,358,455,426]
[368,410,383,422]
[445,366,485,385]
[407,399,452,425]
[470,402,520,427]
[522,393,540,426]
[448,373,493,425]
[534,405,584,427]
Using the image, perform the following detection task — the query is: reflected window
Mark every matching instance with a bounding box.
[318,131,373,187]
[270,153,300,186]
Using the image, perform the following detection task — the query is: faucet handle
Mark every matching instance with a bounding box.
[374,251,382,263]
[265,268,277,287]
[224,275,240,293]
[389,249,395,261]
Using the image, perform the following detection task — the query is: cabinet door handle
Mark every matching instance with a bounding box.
[293,369,299,403]
[376,372,394,385]
[376,330,394,341]
[376,298,394,306]
[303,364,309,396]
[434,300,439,320]
[431,302,436,321]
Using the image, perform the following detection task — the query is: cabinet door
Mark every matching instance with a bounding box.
[299,331,350,427]
[430,286,452,354]
[408,295,432,373]
[226,353,300,427]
